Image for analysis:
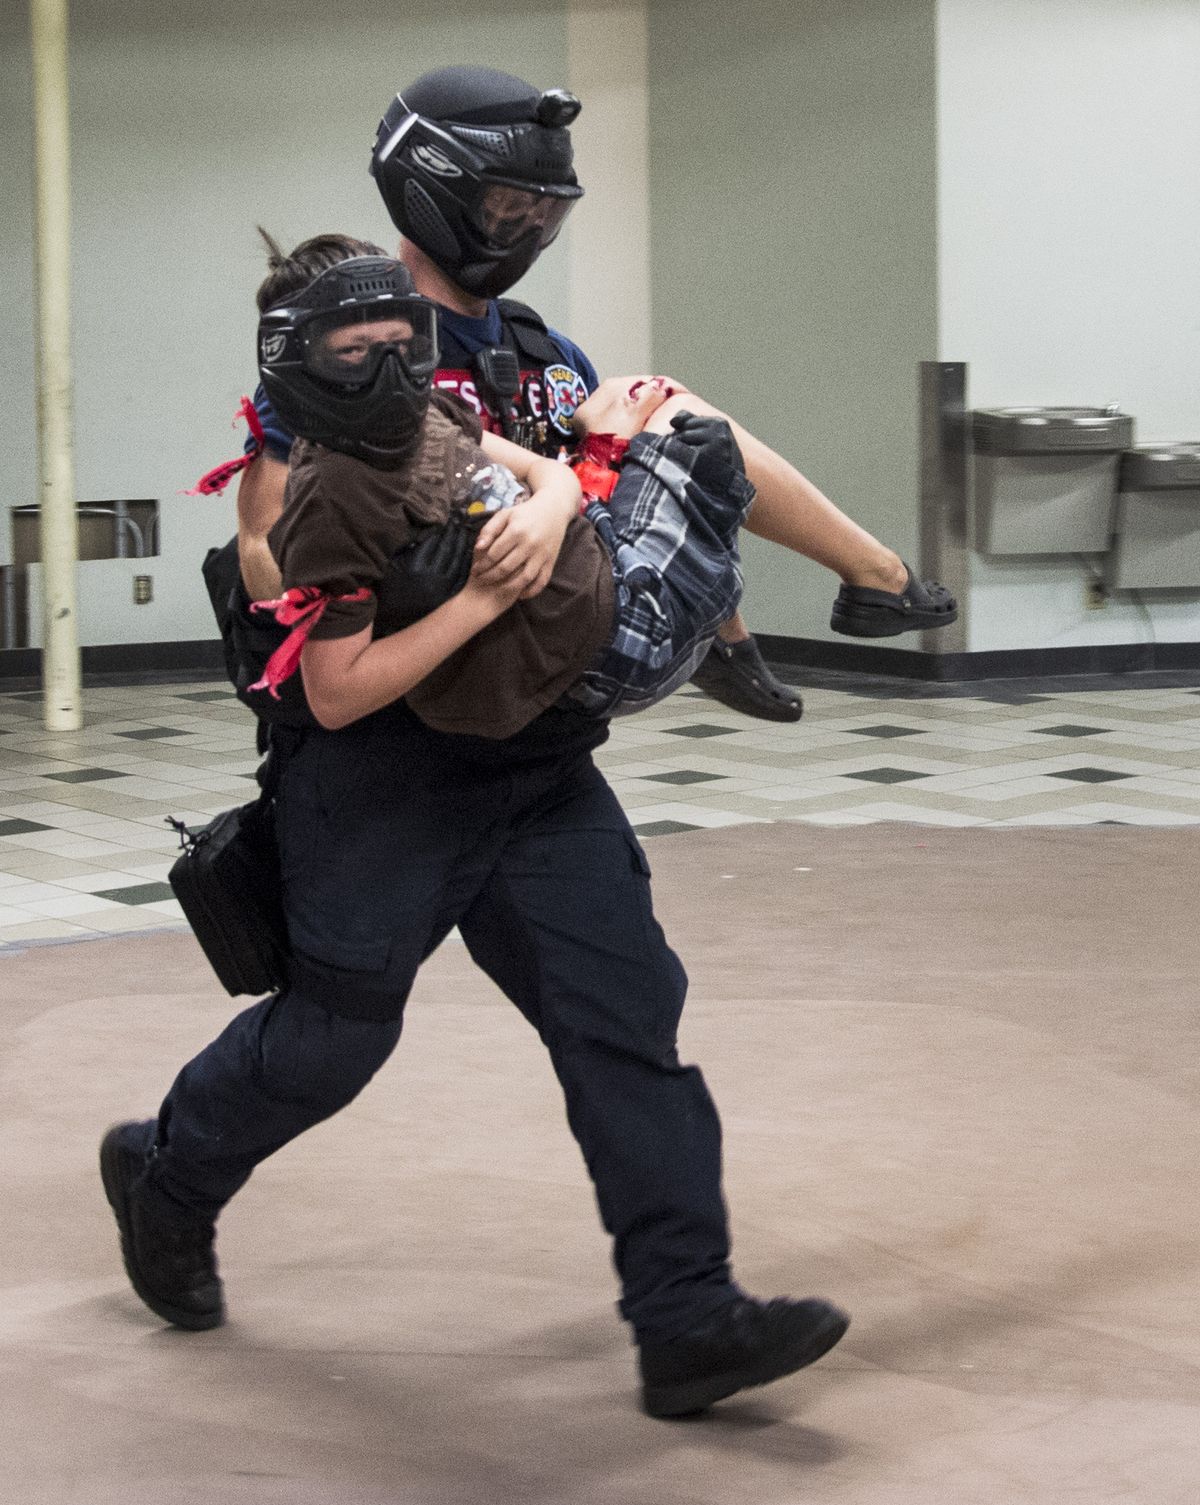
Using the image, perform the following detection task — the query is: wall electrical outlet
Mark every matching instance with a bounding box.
[1084,579,1107,611]
[133,575,153,605]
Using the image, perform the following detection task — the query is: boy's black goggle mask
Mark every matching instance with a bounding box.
[259,270,439,390]
[271,300,440,389]
[258,258,440,469]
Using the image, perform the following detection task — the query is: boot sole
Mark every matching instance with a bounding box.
[642,1306,850,1419]
[830,601,958,638]
[99,1127,224,1332]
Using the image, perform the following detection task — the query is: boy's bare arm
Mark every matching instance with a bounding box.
[236,454,287,599]
[300,569,524,731]
[474,434,581,599]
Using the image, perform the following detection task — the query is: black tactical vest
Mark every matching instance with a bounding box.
[433,299,592,458]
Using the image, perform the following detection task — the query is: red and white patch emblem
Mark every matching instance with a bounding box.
[544,363,589,436]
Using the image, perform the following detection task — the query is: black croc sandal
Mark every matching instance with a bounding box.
[830,566,957,638]
[690,636,803,722]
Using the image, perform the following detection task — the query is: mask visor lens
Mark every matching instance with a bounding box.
[302,300,438,387]
[473,183,580,251]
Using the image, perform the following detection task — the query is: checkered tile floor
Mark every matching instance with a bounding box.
[2,671,1199,952]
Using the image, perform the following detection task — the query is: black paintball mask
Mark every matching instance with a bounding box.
[257,257,439,470]
[370,64,584,298]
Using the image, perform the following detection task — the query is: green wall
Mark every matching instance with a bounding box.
[646,0,939,640]
[0,0,570,641]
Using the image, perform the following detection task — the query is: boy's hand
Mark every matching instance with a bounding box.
[472,483,578,599]
[460,557,528,616]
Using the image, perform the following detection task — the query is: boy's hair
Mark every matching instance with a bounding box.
[255,227,388,313]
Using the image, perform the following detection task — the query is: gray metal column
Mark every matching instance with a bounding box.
[919,360,969,655]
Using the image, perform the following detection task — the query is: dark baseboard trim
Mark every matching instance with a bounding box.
[3,635,1199,691]
[0,640,226,685]
[753,634,1200,683]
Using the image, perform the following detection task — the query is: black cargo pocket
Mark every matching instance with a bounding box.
[620,829,660,956]
[275,756,395,976]
[287,948,406,1022]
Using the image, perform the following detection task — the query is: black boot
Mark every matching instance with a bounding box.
[99,1121,225,1331]
[639,1295,849,1418]
[690,636,803,723]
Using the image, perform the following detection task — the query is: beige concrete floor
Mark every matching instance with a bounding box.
[1,822,1197,1504]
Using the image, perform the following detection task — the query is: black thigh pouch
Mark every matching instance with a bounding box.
[168,797,290,997]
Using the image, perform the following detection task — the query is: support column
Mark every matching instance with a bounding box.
[566,0,652,377]
[30,0,81,730]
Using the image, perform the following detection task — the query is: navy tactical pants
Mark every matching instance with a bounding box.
[150,710,735,1339]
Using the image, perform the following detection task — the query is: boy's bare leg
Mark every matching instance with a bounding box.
[712,609,758,645]
[628,389,803,719]
[641,393,907,592]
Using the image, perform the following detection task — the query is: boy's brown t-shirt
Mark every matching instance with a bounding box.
[267,395,614,739]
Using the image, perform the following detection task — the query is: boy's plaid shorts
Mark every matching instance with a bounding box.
[562,428,755,718]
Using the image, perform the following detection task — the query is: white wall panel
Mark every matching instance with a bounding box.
[937,0,1200,651]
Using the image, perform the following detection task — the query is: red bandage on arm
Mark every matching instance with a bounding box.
[186,398,267,497]
[247,586,371,699]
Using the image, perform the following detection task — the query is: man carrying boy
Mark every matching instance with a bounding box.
[233,66,950,722]
[250,254,759,735]
[102,244,851,1422]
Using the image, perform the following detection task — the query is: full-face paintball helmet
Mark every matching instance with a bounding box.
[258,257,439,469]
[370,64,584,299]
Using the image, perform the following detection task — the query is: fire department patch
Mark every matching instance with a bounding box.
[543,363,589,436]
